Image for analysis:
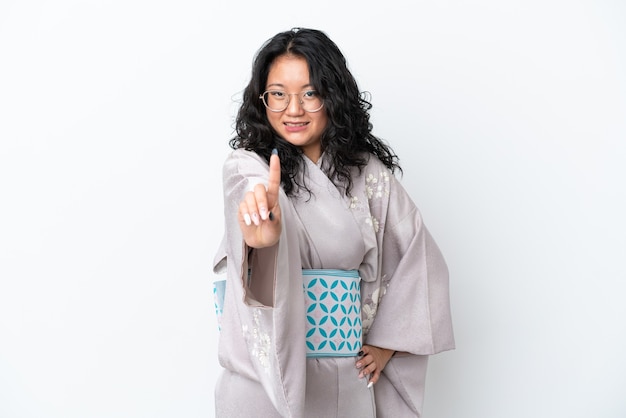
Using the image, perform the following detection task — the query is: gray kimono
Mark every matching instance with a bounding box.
[213,149,454,417]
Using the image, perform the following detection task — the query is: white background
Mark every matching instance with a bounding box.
[1,1,625,417]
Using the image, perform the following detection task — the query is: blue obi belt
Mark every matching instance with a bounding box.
[302,269,362,357]
[212,269,362,358]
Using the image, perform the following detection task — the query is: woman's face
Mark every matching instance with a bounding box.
[264,55,328,163]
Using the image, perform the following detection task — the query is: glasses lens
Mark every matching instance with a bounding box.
[300,91,323,112]
[263,91,287,112]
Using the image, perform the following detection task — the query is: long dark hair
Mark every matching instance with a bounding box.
[230,27,401,196]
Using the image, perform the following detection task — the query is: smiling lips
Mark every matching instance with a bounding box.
[284,121,309,132]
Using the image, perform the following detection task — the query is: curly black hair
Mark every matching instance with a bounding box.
[230,27,402,196]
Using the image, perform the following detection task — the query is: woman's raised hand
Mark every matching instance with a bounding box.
[238,149,282,248]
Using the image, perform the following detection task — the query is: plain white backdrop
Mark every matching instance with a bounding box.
[1,0,625,417]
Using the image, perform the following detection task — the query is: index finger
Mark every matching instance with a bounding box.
[266,149,281,208]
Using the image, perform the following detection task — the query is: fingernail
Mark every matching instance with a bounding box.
[251,212,259,225]
[272,148,278,155]
[268,211,274,221]
[358,351,364,356]
[260,208,268,220]
[367,382,374,389]
[244,213,251,226]
[356,362,362,368]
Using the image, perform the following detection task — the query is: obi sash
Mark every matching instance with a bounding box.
[213,278,227,331]
[212,269,362,358]
[302,269,362,357]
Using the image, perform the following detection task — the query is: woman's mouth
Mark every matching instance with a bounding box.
[284,122,308,132]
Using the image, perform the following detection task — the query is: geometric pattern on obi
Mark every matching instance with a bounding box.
[302,269,362,358]
[213,279,227,331]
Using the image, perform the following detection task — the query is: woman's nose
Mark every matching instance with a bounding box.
[285,94,305,115]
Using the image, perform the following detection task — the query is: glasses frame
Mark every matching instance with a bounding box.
[259,90,325,113]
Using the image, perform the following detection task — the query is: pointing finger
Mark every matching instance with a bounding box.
[266,148,280,210]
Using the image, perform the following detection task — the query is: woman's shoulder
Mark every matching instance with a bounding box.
[226,148,264,162]
[223,149,268,173]
[354,153,395,180]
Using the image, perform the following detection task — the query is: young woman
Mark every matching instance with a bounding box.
[213,27,454,417]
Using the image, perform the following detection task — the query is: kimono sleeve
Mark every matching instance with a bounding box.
[214,149,307,417]
[365,176,455,355]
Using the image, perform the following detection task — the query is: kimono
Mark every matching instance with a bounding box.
[213,149,454,417]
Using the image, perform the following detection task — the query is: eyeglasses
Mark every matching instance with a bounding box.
[259,90,324,113]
